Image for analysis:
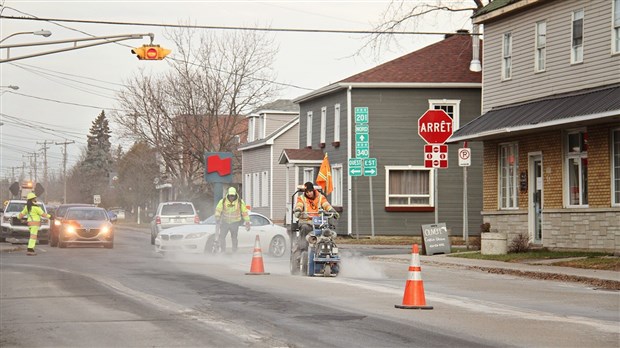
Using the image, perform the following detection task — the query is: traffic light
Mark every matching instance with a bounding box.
[131,45,171,60]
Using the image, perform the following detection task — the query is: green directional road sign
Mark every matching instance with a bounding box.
[348,158,362,167]
[355,148,369,159]
[355,133,369,142]
[363,158,377,167]
[364,166,377,176]
[349,166,362,177]
[354,107,369,124]
[356,141,369,151]
[355,124,369,133]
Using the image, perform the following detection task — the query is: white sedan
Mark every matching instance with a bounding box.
[154,212,289,257]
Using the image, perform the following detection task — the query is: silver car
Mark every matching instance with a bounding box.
[150,201,199,244]
[57,207,114,249]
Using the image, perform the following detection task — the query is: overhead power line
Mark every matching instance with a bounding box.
[0,15,477,36]
[4,91,122,111]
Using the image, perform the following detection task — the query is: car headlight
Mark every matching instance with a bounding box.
[100,226,110,235]
[185,232,207,239]
[54,220,62,226]
[65,225,76,234]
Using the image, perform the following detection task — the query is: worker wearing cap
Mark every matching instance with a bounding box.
[17,192,50,256]
[294,182,339,251]
[215,186,250,253]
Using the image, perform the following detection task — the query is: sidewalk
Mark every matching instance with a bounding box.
[367,249,620,290]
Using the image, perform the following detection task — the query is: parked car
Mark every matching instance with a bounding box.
[150,201,199,244]
[108,207,126,220]
[56,206,115,249]
[49,203,94,247]
[1,200,50,244]
[154,211,289,257]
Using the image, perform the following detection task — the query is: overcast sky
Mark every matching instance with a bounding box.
[0,0,472,183]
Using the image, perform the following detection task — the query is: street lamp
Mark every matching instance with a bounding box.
[0,30,52,44]
[0,85,19,90]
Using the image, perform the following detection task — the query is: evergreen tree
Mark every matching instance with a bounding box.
[70,111,113,204]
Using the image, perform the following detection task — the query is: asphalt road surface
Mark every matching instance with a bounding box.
[1,226,618,347]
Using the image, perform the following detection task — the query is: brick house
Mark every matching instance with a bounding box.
[450,0,620,252]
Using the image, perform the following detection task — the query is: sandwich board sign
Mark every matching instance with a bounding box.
[420,223,451,256]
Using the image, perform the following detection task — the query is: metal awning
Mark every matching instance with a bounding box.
[449,84,620,143]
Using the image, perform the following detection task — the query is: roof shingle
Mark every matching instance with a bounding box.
[340,33,482,84]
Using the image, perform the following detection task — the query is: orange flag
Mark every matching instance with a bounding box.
[316,153,333,195]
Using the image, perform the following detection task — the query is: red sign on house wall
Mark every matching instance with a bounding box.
[204,152,233,183]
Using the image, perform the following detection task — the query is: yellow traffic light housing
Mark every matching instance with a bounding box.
[131,45,171,60]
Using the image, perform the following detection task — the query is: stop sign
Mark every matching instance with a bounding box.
[418,109,453,144]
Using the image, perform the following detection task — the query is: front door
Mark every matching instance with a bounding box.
[529,155,543,244]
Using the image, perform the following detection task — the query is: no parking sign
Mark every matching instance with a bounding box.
[458,148,471,167]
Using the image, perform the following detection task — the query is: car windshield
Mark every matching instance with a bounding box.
[161,203,194,215]
[5,202,45,213]
[66,209,108,220]
[202,215,217,224]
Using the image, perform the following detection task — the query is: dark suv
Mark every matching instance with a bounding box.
[49,203,93,247]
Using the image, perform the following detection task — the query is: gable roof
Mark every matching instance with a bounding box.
[473,0,547,24]
[341,33,481,84]
[251,99,299,114]
[239,117,299,151]
[294,32,481,103]
[450,83,620,143]
[278,148,324,165]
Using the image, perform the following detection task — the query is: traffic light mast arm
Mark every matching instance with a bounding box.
[0,33,154,63]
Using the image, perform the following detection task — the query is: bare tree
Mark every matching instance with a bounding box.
[362,0,488,57]
[114,26,279,200]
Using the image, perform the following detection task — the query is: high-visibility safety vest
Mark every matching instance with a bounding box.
[215,198,250,224]
[295,190,334,223]
[18,205,49,227]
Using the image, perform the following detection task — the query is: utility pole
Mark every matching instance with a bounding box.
[22,153,35,180]
[37,140,52,202]
[56,140,74,204]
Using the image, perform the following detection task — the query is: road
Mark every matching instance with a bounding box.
[1,226,618,347]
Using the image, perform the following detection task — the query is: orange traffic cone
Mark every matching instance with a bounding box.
[395,244,433,310]
[245,235,270,275]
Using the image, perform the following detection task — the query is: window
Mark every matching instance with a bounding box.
[256,114,265,140]
[499,143,518,209]
[252,172,260,207]
[249,214,269,227]
[614,0,620,53]
[320,107,327,146]
[502,33,512,80]
[613,128,620,205]
[334,104,341,143]
[306,111,313,148]
[535,21,547,72]
[332,165,343,206]
[303,167,314,184]
[261,171,268,207]
[247,117,256,142]
[571,9,584,63]
[429,99,461,130]
[386,166,433,207]
[565,130,588,207]
[244,174,252,207]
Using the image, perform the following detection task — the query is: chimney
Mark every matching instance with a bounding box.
[469,25,482,72]
[446,29,470,39]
